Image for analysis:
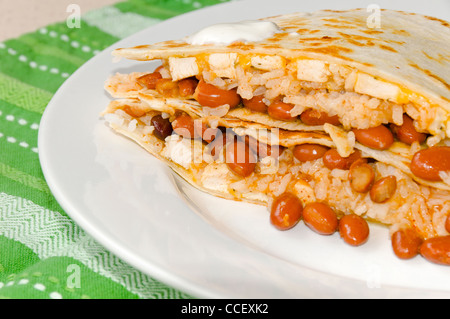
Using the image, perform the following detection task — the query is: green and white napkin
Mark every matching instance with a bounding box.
[0,0,229,299]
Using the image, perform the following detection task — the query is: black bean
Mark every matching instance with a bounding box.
[151,115,173,140]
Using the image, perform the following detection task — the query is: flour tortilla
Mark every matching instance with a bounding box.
[112,9,450,113]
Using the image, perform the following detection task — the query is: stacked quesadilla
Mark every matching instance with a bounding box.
[103,9,450,264]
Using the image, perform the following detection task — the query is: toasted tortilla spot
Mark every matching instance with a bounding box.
[229,42,255,50]
[347,39,366,47]
[322,9,349,13]
[409,62,450,91]
[437,53,450,64]
[261,44,284,50]
[308,42,326,47]
[361,30,384,35]
[166,41,191,48]
[298,36,338,42]
[424,15,450,27]
[297,28,313,33]
[303,45,354,55]
[321,18,344,23]
[392,29,411,36]
[272,32,288,39]
[422,51,435,61]
[132,45,150,50]
[323,23,357,29]
[379,44,398,53]
[336,32,376,42]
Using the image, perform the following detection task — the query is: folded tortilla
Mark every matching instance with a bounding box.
[112,9,450,135]
[103,9,450,240]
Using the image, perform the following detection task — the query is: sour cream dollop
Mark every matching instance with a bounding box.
[185,20,280,45]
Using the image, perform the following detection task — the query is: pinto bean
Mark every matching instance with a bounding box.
[267,100,296,121]
[155,78,179,97]
[122,105,147,118]
[410,146,450,181]
[302,202,338,235]
[194,80,241,108]
[172,113,195,139]
[353,125,394,150]
[178,77,198,97]
[172,113,217,143]
[300,109,340,126]
[370,176,397,203]
[339,214,370,246]
[348,159,375,193]
[270,192,303,231]
[390,114,427,145]
[243,95,268,113]
[225,138,257,177]
[322,149,363,170]
[293,144,329,162]
[207,130,227,158]
[391,228,423,260]
[420,235,450,265]
[136,71,162,89]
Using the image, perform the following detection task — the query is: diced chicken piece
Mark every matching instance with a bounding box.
[242,192,269,203]
[257,156,279,175]
[201,163,231,193]
[323,123,355,157]
[296,59,330,82]
[251,55,285,71]
[168,57,199,81]
[162,135,204,169]
[354,72,402,102]
[208,53,237,79]
[293,179,316,204]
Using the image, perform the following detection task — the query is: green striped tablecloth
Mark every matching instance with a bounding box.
[0,0,230,299]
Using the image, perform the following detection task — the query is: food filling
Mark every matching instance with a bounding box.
[106,56,450,187]
[104,54,450,265]
[103,99,450,261]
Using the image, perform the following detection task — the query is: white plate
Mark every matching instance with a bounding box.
[39,0,450,298]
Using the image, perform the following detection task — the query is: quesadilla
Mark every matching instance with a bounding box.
[103,9,450,264]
